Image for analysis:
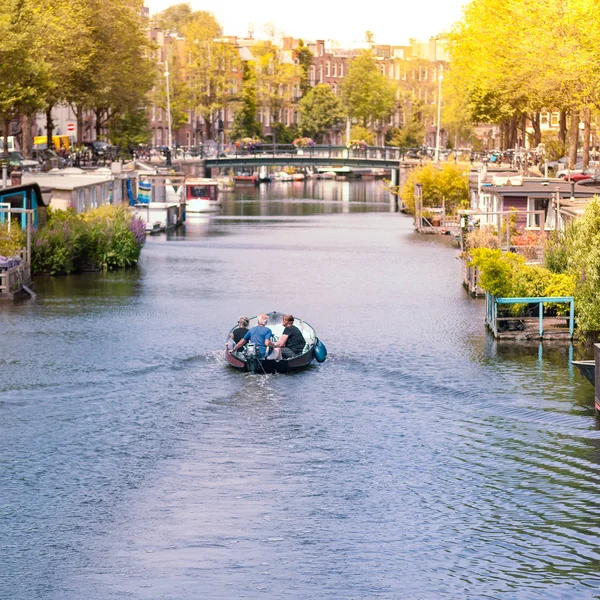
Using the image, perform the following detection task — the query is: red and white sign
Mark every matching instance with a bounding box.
[67,123,75,132]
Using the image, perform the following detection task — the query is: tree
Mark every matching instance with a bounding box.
[230,61,262,140]
[400,163,469,214]
[340,51,396,133]
[185,12,239,141]
[295,40,313,97]
[253,41,299,142]
[298,84,345,142]
[87,0,155,140]
[449,0,600,158]
[567,198,600,334]
[110,108,151,150]
[153,2,194,33]
[0,1,43,156]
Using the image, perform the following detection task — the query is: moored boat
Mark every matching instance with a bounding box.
[573,360,595,386]
[234,174,259,186]
[185,177,221,213]
[226,311,327,374]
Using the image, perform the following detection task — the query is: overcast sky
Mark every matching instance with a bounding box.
[144,0,468,46]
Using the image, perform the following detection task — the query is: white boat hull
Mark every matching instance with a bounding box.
[186,198,221,213]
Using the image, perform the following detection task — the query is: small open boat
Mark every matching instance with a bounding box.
[226,311,327,374]
[573,360,595,386]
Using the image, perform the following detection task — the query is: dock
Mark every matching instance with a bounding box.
[485,293,574,340]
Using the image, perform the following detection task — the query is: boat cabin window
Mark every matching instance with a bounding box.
[187,185,216,199]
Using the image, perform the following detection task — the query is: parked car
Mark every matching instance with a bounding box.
[83,140,111,156]
[575,176,600,187]
[2,151,39,173]
[32,148,67,169]
[556,162,598,179]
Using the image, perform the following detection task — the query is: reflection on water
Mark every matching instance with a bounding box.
[1,180,599,600]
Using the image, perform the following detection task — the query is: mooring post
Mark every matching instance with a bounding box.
[595,344,600,416]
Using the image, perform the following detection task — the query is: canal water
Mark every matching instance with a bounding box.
[1,180,599,599]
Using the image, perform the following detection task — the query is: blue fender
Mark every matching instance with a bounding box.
[313,338,327,363]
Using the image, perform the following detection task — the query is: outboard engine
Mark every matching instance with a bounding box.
[245,343,259,374]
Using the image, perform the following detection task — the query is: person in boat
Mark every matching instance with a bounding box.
[230,313,273,358]
[227,316,249,349]
[271,314,306,359]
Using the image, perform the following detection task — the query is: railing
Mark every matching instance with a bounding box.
[186,144,409,161]
[485,292,575,339]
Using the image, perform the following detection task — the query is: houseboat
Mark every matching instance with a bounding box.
[133,174,186,233]
[185,178,221,213]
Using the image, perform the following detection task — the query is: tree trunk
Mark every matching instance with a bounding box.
[95,109,102,139]
[582,107,591,170]
[74,104,84,144]
[559,110,567,145]
[2,119,9,157]
[520,114,527,148]
[46,106,54,149]
[530,113,541,147]
[568,110,579,169]
[21,114,33,159]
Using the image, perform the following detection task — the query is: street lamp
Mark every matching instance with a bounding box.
[434,68,443,163]
[164,61,173,149]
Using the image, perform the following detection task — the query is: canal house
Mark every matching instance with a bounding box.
[469,175,598,231]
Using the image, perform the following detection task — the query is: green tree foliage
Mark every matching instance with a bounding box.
[386,119,425,148]
[153,2,195,33]
[450,0,600,154]
[298,84,345,142]
[400,164,469,214]
[566,198,600,332]
[340,51,396,131]
[110,108,151,149]
[253,42,298,141]
[295,40,313,96]
[468,248,575,313]
[87,0,155,140]
[185,13,239,140]
[230,61,262,140]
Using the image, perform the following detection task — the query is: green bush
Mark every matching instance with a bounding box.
[32,205,145,275]
[0,221,25,258]
[469,248,575,316]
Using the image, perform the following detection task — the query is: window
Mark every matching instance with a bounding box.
[551,112,559,126]
[319,65,323,83]
[339,63,343,77]
[541,112,549,126]
[333,63,337,77]
[309,65,315,85]
[326,61,330,77]
[527,197,549,228]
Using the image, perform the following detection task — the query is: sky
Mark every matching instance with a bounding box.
[143,0,468,47]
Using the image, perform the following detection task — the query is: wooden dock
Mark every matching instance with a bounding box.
[485,293,574,340]
[0,206,36,301]
[0,260,33,300]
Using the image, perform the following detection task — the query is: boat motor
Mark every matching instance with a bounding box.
[245,343,259,374]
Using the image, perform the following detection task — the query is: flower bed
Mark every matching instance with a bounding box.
[292,137,314,148]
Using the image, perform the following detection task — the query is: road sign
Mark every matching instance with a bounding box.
[67,123,75,132]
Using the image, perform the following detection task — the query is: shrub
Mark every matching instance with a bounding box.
[464,225,500,251]
[0,221,25,258]
[32,205,145,275]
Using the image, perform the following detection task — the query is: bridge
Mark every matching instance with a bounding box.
[197,144,419,174]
